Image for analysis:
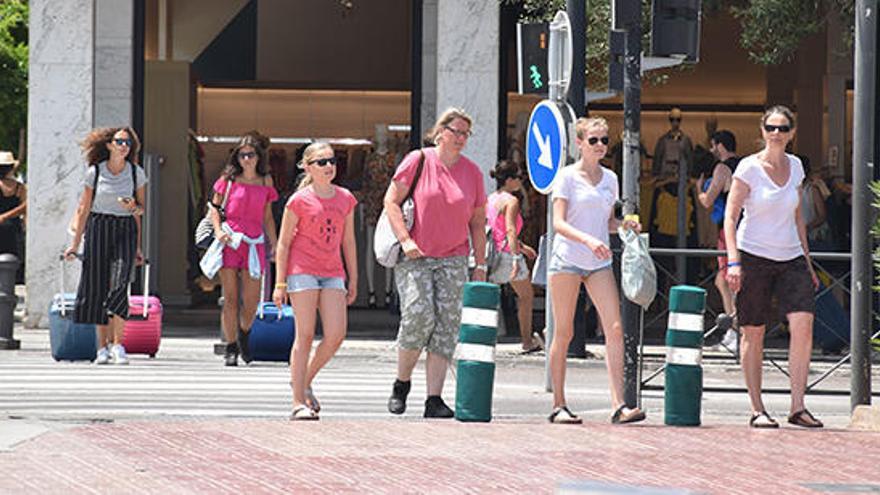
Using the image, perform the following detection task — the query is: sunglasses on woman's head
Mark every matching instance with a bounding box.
[238,151,257,160]
[763,124,791,133]
[114,138,132,147]
[308,157,338,167]
[587,136,610,146]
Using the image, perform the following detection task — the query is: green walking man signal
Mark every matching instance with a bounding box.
[517,22,550,95]
[529,65,543,89]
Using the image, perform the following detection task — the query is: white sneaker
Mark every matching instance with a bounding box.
[96,346,111,365]
[111,344,129,365]
[720,329,738,352]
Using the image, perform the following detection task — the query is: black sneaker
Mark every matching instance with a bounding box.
[238,328,252,364]
[387,379,411,415]
[424,396,454,418]
[224,342,239,367]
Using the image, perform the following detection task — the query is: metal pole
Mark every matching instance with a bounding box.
[543,14,566,391]
[566,0,586,117]
[621,0,642,408]
[851,0,875,409]
[676,156,687,283]
[410,0,423,151]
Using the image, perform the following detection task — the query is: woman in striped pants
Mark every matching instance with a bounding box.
[65,127,147,365]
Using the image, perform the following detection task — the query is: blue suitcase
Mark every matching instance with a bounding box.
[49,293,98,362]
[248,302,295,362]
[813,282,850,354]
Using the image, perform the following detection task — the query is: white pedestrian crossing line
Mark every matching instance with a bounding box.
[0,344,419,419]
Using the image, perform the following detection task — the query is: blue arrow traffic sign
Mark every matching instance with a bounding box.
[526,100,569,194]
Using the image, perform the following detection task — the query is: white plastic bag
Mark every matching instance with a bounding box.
[619,227,656,309]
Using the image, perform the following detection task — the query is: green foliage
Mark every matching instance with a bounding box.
[731,0,854,65]
[0,0,28,159]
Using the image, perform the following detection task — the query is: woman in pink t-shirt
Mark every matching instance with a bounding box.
[274,142,358,421]
[486,160,540,353]
[384,108,488,419]
[210,134,278,367]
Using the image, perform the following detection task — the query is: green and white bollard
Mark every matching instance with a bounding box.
[664,285,706,426]
[454,282,500,422]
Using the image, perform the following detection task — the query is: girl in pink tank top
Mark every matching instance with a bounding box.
[486,160,541,353]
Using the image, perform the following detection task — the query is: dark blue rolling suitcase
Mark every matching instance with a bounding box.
[49,257,97,361]
[813,282,850,354]
[48,293,97,362]
[248,302,295,362]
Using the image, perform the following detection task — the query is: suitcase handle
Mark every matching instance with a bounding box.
[258,271,281,320]
[57,253,81,317]
[127,260,151,318]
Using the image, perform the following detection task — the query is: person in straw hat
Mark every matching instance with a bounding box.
[0,151,26,260]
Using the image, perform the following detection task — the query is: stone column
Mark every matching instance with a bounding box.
[421,0,438,141]
[435,1,499,189]
[95,0,134,126]
[26,0,96,327]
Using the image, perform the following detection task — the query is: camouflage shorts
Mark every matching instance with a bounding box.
[394,256,468,359]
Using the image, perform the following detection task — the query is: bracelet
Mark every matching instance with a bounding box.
[274,283,288,289]
[475,264,488,271]
[726,261,741,268]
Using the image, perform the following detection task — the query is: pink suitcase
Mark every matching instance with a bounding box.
[122,263,162,357]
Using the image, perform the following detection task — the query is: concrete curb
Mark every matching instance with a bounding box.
[849,405,880,431]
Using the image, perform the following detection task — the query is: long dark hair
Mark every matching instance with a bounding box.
[222,133,269,180]
[81,127,141,165]
[489,160,522,190]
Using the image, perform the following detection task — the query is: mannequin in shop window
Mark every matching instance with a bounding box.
[362,124,396,307]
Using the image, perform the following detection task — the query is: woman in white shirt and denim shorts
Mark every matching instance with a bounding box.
[546,117,645,425]
[724,105,822,429]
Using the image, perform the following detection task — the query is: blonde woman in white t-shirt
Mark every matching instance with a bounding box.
[546,117,644,425]
[724,106,822,429]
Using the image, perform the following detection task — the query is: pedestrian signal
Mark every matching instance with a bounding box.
[517,23,549,95]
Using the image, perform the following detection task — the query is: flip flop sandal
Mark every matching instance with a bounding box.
[305,387,321,413]
[611,405,647,424]
[749,411,779,428]
[290,404,319,421]
[548,405,583,424]
[788,409,823,428]
[520,345,543,355]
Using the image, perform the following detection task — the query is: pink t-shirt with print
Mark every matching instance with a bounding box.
[393,148,487,258]
[286,185,357,278]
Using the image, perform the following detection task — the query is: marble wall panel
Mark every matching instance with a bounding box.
[435,0,498,193]
[26,0,95,326]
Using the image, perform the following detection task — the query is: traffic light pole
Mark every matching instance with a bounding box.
[620,0,643,408]
[850,0,876,410]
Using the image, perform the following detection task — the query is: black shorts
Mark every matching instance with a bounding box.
[735,251,815,327]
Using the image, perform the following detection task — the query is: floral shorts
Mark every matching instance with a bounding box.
[394,256,468,360]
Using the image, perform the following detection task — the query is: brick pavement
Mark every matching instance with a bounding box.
[1,418,878,494]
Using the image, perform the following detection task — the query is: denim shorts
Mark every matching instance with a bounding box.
[547,254,612,279]
[287,274,346,292]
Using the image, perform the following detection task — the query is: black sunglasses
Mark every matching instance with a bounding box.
[587,136,610,146]
[238,151,257,160]
[669,117,681,123]
[114,138,132,147]
[308,157,338,167]
[763,124,791,133]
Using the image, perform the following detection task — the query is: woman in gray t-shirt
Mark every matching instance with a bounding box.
[65,127,147,365]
